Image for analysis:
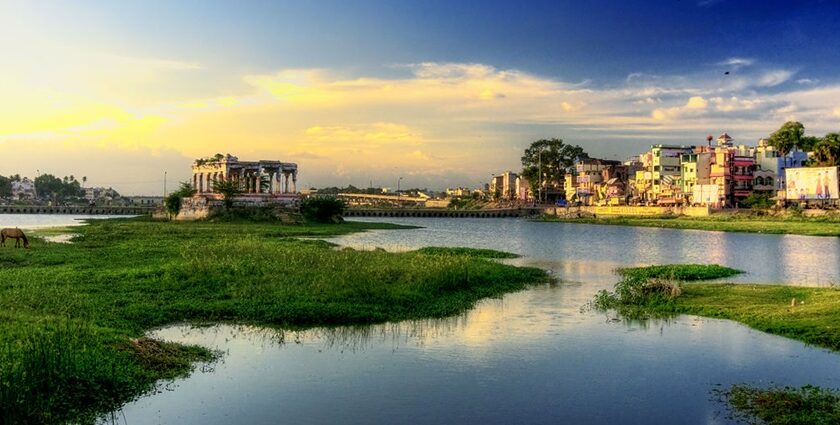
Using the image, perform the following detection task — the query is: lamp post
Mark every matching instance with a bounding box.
[397,177,403,193]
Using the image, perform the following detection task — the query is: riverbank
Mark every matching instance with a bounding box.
[0,218,550,423]
[542,214,840,237]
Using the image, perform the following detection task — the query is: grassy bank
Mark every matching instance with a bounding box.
[543,215,840,237]
[595,264,840,350]
[0,218,550,423]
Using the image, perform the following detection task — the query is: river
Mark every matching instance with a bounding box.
[84,217,840,424]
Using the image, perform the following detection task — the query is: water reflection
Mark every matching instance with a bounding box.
[336,218,840,286]
[101,218,840,424]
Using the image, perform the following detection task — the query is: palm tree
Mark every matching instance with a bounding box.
[813,133,840,166]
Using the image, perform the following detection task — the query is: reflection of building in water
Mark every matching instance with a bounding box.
[191,153,298,196]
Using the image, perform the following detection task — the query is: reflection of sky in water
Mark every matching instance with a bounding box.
[334,217,840,286]
[0,214,132,230]
[103,218,840,424]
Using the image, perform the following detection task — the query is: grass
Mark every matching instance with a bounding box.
[0,217,549,424]
[412,247,521,259]
[594,264,840,351]
[542,215,840,237]
[719,384,840,425]
[617,264,743,281]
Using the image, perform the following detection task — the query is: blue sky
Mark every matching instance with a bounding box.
[2,0,840,192]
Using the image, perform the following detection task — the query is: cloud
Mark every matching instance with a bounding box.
[718,57,754,69]
[797,78,820,85]
[757,70,795,87]
[3,54,839,193]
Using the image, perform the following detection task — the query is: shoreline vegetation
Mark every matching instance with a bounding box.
[595,264,840,423]
[541,214,840,237]
[0,218,551,424]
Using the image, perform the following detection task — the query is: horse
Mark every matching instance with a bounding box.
[1,228,29,249]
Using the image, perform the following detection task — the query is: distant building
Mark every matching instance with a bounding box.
[446,187,472,198]
[85,187,119,202]
[11,178,36,201]
[191,153,298,196]
[489,171,519,200]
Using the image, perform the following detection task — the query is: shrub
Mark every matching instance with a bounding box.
[164,182,196,216]
[299,197,345,223]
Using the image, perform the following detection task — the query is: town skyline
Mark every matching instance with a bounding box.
[3,1,840,194]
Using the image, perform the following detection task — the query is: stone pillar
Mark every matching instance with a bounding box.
[284,172,290,193]
[291,171,297,193]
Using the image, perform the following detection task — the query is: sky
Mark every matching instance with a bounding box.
[2,0,840,194]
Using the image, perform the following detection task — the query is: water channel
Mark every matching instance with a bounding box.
[78,217,840,424]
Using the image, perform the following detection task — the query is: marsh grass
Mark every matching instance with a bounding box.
[617,264,743,281]
[0,217,549,423]
[412,247,521,259]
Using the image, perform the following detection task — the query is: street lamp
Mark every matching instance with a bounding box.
[397,177,403,193]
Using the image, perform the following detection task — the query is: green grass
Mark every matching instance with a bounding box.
[720,384,840,425]
[595,265,840,350]
[412,247,520,259]
[543,215,840,237]
[0,217,550,423]
[617,264,743,281]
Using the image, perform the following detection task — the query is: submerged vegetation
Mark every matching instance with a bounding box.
[0,218,549,423]
[720,384,840,425]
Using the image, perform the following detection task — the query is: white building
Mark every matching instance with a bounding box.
[10,178,37,200]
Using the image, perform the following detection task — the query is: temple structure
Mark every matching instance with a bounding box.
[191,154,298,197]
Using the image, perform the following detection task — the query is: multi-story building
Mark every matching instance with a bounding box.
[650,144,693,203]
[754,138,809,197]
[708,133,756,206]
[489,171,518,200]
[681,148,712,203]
[565,158,624,205]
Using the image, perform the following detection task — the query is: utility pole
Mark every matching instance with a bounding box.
[398,176,403,193]
[164,171,167,197]
[538,148,543,204]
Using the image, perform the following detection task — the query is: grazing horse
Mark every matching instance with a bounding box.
[1,228,29,249]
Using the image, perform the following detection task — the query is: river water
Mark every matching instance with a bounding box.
[92,217,840,424]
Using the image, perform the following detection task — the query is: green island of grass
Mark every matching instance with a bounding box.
[542,215,840,237]
[0,218,550,424]
[595,263,840,423]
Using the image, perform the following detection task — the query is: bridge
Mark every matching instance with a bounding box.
[0,205,155,215]
[343,207,541,218]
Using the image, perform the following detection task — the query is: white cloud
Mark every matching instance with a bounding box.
[757,70,795,87]
[718,57,754,69]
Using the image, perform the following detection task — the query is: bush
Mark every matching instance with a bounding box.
[164,182,196,216]
[742,192,774,209]
[299,197,345,223]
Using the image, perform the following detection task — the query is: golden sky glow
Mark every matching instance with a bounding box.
[2,2,840,193]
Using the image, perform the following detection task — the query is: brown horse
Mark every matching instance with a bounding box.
[1,228,29,249]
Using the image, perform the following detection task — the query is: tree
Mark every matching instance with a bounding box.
[0,175,11,198]
[212,178,243,209]
[521,138,588,202]
[300,197,345,223]
[164,182,196,216]
[767,121,805,167]
[812,133,840,166]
